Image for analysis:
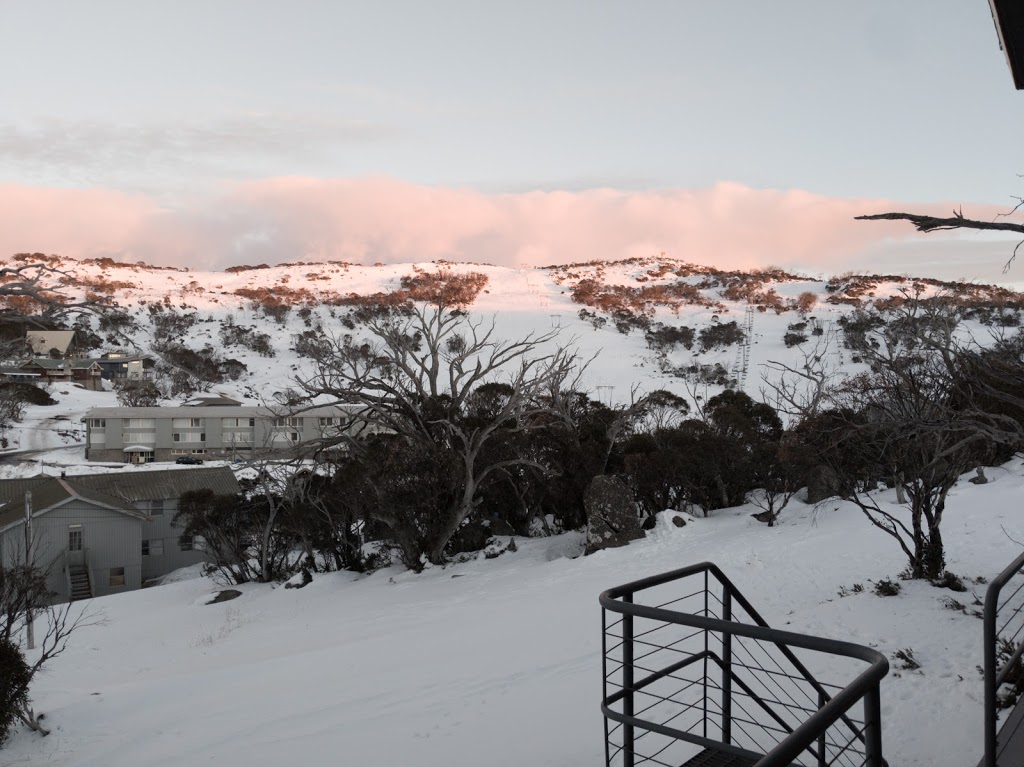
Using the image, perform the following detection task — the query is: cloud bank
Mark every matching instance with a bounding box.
[0,178,1012,280]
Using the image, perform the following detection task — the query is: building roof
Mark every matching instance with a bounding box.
[83,405,358,419]
[0,367,40,377]
[95,355,154,366]
[182,396,243,407]
[24,330,78,355]
[991,0,1024,90]
[0,467,241,530]
[26,358,100,371]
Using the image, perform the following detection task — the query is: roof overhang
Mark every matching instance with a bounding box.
[123,445,155,452]
[991,0,1024,89]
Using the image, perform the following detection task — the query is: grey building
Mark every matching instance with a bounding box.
[82,405,354,464]
[0,467,240,602]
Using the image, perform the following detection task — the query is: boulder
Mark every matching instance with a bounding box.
[968,466,989,485]
[584,475,643,554]
[806,464,841,504]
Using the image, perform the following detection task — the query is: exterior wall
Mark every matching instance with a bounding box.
[84,406,354,463]
[0,501,143,601]
[133,497,208,581]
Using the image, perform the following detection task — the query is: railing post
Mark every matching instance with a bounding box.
[623,593,634,767]
[863,685,883,767]
[816,690,826,767]
[722,587,732,746]
[703,570,709,740]
[602,608,611,767]
[983,580,998,767]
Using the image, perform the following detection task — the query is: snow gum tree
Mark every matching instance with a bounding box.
[296,298,582,568]
[809,295,1024,579]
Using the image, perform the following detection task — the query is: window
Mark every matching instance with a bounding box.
[191,448,205,455]
[172,417,205,428]
[172,448,188,455]
[90,418,106,428]
[222,417,255,428]
[150,499,165,516]
[68,527,82,551]
[142,539,163,556]
[319,417,339,427]
[173,433,206,443]
[274,417,302,427]
[125,418,154,429]
[180,536,194,552]
[109,567,125,587]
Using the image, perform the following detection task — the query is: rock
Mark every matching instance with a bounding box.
[206,589,242,604]
[449,516,516,555]
[672,515,687,528]
[284,568,313,589]
[806,464,841,504]
[968,466,989,485]
[584,475,643,554]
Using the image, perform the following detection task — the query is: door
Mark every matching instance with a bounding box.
[67,525,84,567]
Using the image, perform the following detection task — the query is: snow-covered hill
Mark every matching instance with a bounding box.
[3,253,1022,477]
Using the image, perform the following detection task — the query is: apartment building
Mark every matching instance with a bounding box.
[82,405,355,463]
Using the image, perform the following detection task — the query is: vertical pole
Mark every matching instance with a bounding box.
[623,593,634,767]
[602,608,610,767]
[722,587,732,746]
[816,691,826,767]
[703,570,709,740]
[983,585,998,767]
[863,686,883,767]
[24,490,34,650]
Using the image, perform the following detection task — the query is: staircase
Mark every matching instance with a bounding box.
[69,565,92,601]
[600,563,888,767]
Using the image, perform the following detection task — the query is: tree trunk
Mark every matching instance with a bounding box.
[922,522,945,580]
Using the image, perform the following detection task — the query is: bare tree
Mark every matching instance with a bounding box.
[759,325,843,419]
[295,301,581,566]
[815,296,1024,578]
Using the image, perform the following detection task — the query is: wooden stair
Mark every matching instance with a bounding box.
[69,565,92,601]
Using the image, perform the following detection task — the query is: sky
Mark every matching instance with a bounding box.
[0,0,1023,282]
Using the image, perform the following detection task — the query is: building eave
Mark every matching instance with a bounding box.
[991,0,1024,90]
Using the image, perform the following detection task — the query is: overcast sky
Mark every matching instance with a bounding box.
[1,1,1022,281]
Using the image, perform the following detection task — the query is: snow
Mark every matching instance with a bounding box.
[4,461,1023,766]
[1,255,1022,764]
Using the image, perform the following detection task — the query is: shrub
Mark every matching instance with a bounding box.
[0,382,55,407]
[932,571,967,592]
[875,578,901,597]
[699,320,744,351]
[0,638,31,743]
[114,378,160,407]
[783,331,808,347]
[893,647,920,671]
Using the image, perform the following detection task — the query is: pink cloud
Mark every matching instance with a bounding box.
[0,178,1012,279]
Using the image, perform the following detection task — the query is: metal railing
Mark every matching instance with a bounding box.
[600,563,889,767]
[982,548,1024,767]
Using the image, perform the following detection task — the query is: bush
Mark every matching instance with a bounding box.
[875,578,901,597]
[114,378,160,407]
[783,331,808,347]
[0,638,30,743]
[699,320,744,351]
[932,571,967,592]
[0,382,55,407]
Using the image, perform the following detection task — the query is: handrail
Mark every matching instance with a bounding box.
[982,548,1024,767]
[62,550,71,602]
[84,547,95,598]
[601,562,888,767]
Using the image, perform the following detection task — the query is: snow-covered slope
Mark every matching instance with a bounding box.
[3,253,1021,478]
[4,461,1023,767]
